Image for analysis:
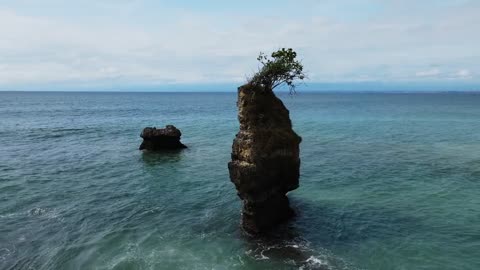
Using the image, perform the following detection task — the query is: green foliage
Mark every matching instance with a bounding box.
[250,48,305,93]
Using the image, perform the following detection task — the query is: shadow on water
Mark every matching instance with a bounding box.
[289,196,426,248]
[239,220,356,270]
[140,149,186,166]
[235,195,428,270]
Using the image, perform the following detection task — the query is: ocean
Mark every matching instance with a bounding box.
[0,91,479,270]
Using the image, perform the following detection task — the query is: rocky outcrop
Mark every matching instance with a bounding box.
[228,84,301,234]
[139,125,187,150]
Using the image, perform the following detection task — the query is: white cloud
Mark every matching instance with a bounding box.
[0,0,479,88]
[456,69,471,78]
[416,68,441,78]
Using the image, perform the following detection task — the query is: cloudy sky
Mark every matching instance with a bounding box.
[0,0,479,90]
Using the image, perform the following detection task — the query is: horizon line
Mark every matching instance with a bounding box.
[1,81,480,92]
[2,90,480,94]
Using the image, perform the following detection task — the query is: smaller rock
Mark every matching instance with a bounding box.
[139,125,187,150]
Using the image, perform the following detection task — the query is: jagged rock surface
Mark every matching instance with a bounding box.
[228,84,301,234]
[139,125,187,150]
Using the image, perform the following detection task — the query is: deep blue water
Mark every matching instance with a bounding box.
[1,91,479,270]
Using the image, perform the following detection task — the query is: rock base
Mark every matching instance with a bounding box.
[242,194,294,234]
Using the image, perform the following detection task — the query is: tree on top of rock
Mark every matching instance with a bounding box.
[250,48,306,94]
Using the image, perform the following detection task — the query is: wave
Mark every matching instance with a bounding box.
[1,207,63,222]
[245,236,356,270]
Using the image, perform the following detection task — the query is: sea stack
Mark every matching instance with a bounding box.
[228,83,302,234]
[139,125,187,150]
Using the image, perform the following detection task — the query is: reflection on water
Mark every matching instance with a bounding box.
[241,210,353,270]
[140,149,186,166]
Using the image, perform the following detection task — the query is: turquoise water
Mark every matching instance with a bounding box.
[1,92,479,270]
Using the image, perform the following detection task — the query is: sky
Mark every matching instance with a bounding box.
[0,0,479,91]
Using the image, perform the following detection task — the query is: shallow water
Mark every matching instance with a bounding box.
[1,91,479,270]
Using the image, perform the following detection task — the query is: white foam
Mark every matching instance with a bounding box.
[258,249,270,260]
[0,213,16,218]
[298,255,329,270]
[27,207,64,222]
[306,255,326,265]
[237,255,245,266]
[0,248,12,262]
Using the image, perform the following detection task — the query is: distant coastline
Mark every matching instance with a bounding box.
[1,81,480,93]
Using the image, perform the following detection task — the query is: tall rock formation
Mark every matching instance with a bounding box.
[228,84,301,234]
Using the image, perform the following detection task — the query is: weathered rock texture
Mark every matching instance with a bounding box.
[139,125,187,150]
[228,84,301,234]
